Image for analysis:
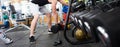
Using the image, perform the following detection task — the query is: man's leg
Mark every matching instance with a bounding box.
[30,15,39,37]
[47,12,58,34]
[46,13,52,31]
[29,2,40,42]
[54,13,58,24]
[29,15,39,42]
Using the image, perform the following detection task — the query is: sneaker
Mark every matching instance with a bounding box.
[5,39,13,45]
[0,33,13,45]
[47,30,53,35]
[4,37,13,45]
[29,36,36,42]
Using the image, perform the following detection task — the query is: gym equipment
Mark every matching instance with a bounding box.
[63,13,67,21]
[3,20,10,28]
[11,14,15,19]
[63,1,86,13]
[71,1,86,12]
[9,3,16,14]
[86,7,120,47]
[51,24,63,33]
[51,22,71,34]
[62,5,69,13]
[1,6,6,10]
[3,14,9,20]
[5,4,30,32]
[2,11,9,20]
[2,11,10,28]
[51,24,60,33]
[64,0,120,47]
[74,28,86,41]
[51,23,64,46]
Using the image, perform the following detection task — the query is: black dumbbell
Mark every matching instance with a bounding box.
[51,24,62,33]
[71,1,86,12]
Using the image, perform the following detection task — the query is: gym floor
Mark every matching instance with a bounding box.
[0,25,103,47]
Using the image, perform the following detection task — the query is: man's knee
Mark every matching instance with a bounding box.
[32,15,39,22]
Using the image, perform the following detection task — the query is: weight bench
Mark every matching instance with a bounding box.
[5,4,30,33]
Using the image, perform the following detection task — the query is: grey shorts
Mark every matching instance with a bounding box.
[29,2,51,15]
[39,5,51,15]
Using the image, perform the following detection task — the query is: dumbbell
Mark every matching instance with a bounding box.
[71,1,86,12]
[51,24,63,33]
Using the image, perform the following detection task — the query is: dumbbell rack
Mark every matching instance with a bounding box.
[63,0,120,47]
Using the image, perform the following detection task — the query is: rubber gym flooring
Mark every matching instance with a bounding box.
[0,25,103,47]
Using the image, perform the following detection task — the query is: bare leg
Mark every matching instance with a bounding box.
[46,13,52,30]
[30,14,39,37]
[54,13,58,24]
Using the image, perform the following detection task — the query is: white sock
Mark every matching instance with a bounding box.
[48,28,51,31]
[30,35,35,37]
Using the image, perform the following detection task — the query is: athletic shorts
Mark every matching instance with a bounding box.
[29,2,51,15]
